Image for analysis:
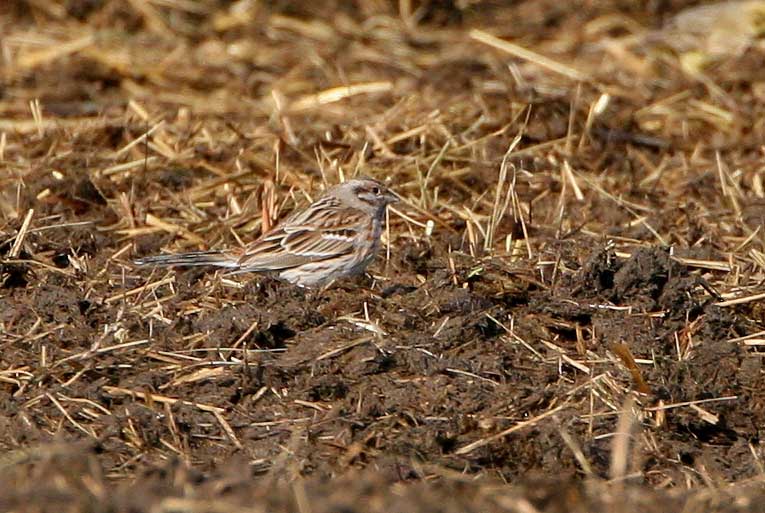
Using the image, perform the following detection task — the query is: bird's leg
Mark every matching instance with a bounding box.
[317,279,337,295]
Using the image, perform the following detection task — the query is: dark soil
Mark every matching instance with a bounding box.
[1,0,765,511]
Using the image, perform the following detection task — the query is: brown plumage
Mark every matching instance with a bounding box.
[134,178,398,287]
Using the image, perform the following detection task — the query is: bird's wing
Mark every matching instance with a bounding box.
[236,201,366,271]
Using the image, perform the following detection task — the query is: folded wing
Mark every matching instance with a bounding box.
[236,202,366,271]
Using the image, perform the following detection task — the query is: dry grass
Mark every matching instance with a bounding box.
[1,0,765,511]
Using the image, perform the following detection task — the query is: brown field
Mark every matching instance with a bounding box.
[1,1,765,511]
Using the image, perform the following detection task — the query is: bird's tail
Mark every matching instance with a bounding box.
[134,250,239,269]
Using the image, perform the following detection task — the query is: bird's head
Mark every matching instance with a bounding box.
[335,177,398,214]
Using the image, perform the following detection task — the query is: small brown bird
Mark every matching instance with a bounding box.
[134,177,398,287]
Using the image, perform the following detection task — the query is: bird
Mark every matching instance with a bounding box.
[134,177,398,288]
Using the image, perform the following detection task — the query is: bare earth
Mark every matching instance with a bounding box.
[1,1,765,511]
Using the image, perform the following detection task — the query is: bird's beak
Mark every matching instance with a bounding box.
[384,190,399,205]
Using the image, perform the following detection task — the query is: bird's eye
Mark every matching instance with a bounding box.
[371,186,381,195]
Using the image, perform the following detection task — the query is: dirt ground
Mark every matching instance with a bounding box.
[2,0,765,511]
